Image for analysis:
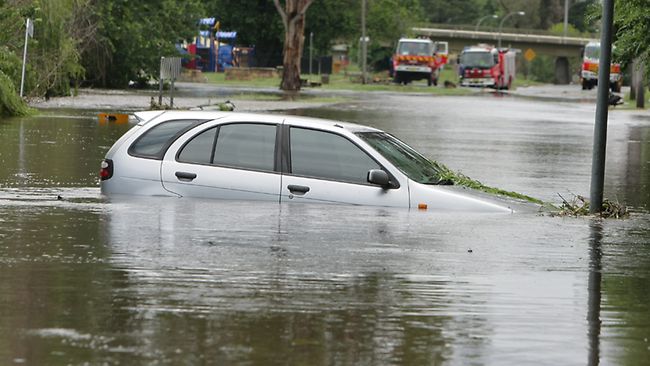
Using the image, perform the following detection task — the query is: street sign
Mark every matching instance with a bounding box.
[160,57,181,79]
[26,18,33,38]
[524,48,536,62]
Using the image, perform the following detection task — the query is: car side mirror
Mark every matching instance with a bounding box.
[367,169,390,188]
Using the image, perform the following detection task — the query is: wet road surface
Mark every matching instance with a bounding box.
[1,91,649,365]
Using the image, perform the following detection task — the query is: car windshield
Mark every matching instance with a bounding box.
[356,132,445,184]
[397,41,433,56]
[460,51,494,68]
[584,44,600,60]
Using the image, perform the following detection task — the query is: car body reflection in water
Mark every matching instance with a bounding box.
[89,195,594,365]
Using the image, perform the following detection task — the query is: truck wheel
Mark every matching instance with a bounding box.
[581,79,588,90]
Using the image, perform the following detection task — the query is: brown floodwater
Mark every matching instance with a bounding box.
[1,93,649,365]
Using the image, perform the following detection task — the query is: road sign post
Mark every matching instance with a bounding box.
[19,18,33,98]
[589,0,614,213]
[159,57,182,108]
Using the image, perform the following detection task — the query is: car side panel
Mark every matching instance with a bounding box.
[159,117,284,201]
[280,176,408,207]
[160,161,281,201]
[100,158,173,196]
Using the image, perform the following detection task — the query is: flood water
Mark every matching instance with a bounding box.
[1,93,649,365]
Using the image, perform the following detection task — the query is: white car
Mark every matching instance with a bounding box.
[100,111,514,213]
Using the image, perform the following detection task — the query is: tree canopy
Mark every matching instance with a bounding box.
[613,0,650,75]
[0,0,640,116]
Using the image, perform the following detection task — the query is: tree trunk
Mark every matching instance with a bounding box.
[274,0,313,91]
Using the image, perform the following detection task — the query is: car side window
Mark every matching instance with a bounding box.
[130,119,200,159]
[290,127,380,184]
[177,127,217,164]
[213,123,276,171]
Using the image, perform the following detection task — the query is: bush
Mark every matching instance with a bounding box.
[529,55,556,83]
[0,70,30,117]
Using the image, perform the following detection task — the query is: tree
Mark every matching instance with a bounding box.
[204,0,285,68]
[538,0,563,29]
[420,0,481,25]
[273,0,314,91]
[82,0,204,88]
[613,0,650,76]
[364,0,423,70]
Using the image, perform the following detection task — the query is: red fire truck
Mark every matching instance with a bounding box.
[458,44,516,89]
[390,38,446,86]
[581,41,622,92]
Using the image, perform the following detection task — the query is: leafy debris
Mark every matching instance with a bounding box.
[555,193,629,219]
[429,160,545,205]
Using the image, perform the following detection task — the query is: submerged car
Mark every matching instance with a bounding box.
[100,111,514,213]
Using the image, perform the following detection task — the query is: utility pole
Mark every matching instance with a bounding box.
[589,0,614,214]
[361,0,367,84]
[636,62,645,109]
[563,0,569,38]
[309,32,313,78]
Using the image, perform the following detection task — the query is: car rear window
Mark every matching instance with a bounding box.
[129,119,202,159]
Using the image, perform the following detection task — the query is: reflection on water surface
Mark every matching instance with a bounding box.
[1,96,649,365]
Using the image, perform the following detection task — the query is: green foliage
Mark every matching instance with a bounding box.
[304,0,358,57]
[614,0,650,76]
[529,55,555,83]
[0,70,30,117]
[569,0,598,33]
[204,0,284,67]
[85,0,205,88]
[429,159,545,205]
[29,0,85,96]
[421,0,482,25]
[548,23,583,37]
[0,46,24,86]
[349,0,423,70]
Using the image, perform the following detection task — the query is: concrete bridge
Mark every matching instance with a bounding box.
[413,27,595,84]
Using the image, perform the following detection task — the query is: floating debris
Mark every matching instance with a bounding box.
[554,193,628,219]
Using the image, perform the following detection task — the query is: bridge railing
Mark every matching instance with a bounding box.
[414,23,597,39]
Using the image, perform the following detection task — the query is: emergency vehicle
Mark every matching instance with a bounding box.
[390,38,446,86]
[458,44,516,89]
[581,41,622,92]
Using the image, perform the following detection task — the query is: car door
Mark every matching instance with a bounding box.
[160,119,282,201]
[280,126,409,207]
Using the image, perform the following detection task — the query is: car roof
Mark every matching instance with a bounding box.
[134,110,382,134]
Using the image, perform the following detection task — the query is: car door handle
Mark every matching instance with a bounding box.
[287,184,310,195]
[175,171,197,181]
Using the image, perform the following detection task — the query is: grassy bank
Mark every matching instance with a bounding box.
[203,67,545,96]
[204,68,471,96]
